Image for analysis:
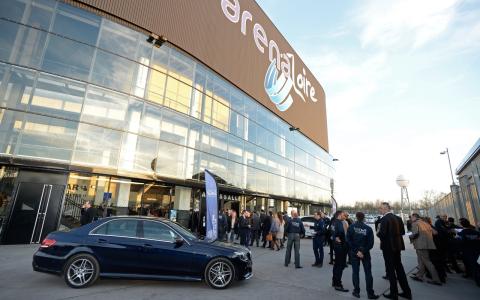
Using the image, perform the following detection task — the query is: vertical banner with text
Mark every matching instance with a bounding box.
[205,170,218,240]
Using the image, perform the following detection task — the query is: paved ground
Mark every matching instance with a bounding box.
[0,236,478,300]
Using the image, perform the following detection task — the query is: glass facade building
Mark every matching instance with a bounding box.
[0,0,334,243]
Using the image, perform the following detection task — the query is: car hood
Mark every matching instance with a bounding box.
[194,239,249,253]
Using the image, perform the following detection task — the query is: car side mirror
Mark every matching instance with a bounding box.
[174,236,184,246]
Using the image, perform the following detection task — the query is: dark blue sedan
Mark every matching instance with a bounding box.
[33,216,252,289]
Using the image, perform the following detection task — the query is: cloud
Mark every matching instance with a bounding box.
[357,0,461,50]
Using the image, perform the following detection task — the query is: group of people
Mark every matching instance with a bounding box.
[218,202,480,300]
[216,208,289,250]
[407,213,480,285]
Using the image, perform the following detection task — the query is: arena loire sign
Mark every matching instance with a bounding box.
[221,0,318,112]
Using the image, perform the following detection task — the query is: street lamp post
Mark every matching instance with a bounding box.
[440,148,455,185]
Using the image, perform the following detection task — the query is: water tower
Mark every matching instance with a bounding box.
[396,175,412,221]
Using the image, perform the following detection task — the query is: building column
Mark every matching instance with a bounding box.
[174,186,191,227]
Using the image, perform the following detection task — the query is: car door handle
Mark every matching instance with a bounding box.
[97,238,107,243]
[143,243,154,248]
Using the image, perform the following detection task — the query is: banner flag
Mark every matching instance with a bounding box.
[205,169,218,241]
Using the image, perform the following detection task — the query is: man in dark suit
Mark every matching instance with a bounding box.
[377,202,411,300]
[80,201,97,226]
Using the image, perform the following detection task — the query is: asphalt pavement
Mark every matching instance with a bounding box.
[0,235,478,300]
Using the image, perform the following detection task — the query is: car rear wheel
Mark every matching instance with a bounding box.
[63,254,99,288]
[204,257,235,289]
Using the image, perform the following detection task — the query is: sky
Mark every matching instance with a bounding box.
[257,0,480,205]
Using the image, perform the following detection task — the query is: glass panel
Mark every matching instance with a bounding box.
[131,58,149,98]
[0,0,27,22]
[146,69,166,105]
[142,220,175,241]
[156,140,185,179]
[190,88,203,119]
[90,50,135,94]
[17,112,77,161]
[211,99,229,131]
[168,50,194,85]
[135,38,152,64]
[193,64,206,92]
[42,34,94,81]
[151,45,169,73]
[98,19,139,59]
[187,118,202,150]
[140,103,162,139]
[246,119,257,144]
[0,166,19,239]
[53,2,101,45]
[81,86,128,130]
[202,95,212,124]
[24,0,55,30]
[295,147,308,167]
[210,127,228,158]
[246,166,256,191]
[244,97,257,120]
[0,20,47,68]
[124,97,143,134]
[72,123,122,168]
[119,133,158,174]
[0,65,35,110]
[107,178,144,216]
[256,169,268,193]
[227,160,244,188]
[0,108,24,155]
[164,76,192,114]
[61,173,114,230]
[243,141,255,166]
[29,73,85,120]
[160,109,189,146]
[185,147,201,180]
[227,134,243,163]
[230,89,244,114]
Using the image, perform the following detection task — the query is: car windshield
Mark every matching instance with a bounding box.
[167,221,197,241]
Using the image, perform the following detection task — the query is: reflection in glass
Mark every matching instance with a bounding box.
[160,109,189,146]
[0,20,47,69]
[0,65,34,110]
[140,103,162,139]
[156,140,185,179]
[98,19,139,59]
[146,69,166,105]
[17,113,78,161]
[124,97,143,134]
[0,108,24,155]
[72,123,122,168]
[119,134,158,174]
[53,2,101,45]
[81,86,128,130]
[30,73,85,120]
[164,76,192,114]
[42,34,94,81]
[91,50,135,94]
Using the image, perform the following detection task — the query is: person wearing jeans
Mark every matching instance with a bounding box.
[284,210,305,268]
[347,212,379,299]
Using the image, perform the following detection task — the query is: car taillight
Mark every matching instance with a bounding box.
[40,238,56,248]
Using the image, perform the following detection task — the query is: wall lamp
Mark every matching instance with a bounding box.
[146,33,167,48]
[289,126,300,132]
[332,158,339,162]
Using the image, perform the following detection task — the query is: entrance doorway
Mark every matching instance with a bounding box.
[3,170,67,244]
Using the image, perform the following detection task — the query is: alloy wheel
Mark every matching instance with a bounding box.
[208,261,233,288]
[67,258,95,287]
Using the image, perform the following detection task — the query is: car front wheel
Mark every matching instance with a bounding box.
[63,253,99,288]
[204,257,235,289]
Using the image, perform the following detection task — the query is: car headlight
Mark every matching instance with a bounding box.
[234,251,249,261]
